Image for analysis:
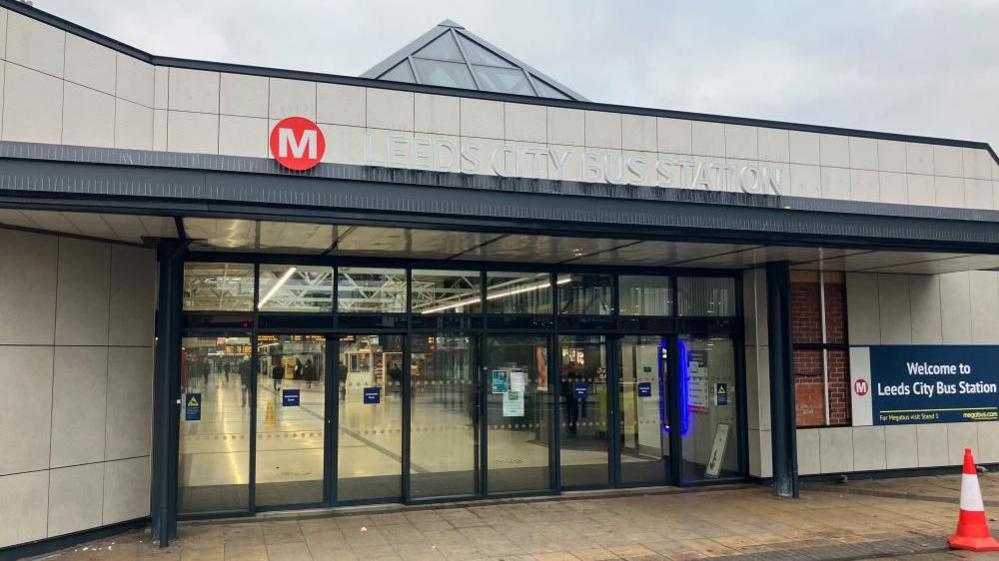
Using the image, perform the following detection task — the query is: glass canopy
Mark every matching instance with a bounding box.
[361,20,585,101]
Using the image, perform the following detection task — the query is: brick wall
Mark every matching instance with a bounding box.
[791,271,850,427]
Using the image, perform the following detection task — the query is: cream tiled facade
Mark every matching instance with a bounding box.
[0,229,155,549]
[0,7,994,203]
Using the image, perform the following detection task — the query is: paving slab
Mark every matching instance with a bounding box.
[24,475,999,561]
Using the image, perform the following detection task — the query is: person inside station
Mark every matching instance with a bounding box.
[303,357,316,389]
[271,354,285,391]
[337,359,348,401]
[388,360,403,397]
[239,356,252,408]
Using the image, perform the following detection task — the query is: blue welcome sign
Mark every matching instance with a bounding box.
[282,389,300,407]
[573,383,589,400]
[868,345,999,425]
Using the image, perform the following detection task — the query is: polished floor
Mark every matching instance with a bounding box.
[178,370,659,510]
[33,474,994,560]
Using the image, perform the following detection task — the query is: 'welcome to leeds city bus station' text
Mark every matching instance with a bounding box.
[877,361,998,398]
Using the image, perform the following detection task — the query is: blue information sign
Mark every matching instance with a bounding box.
[363,387,381,404]
[185,393,201,421]
[282,389,300,407]
[573,383,589,400]
[869,345,999,425]
[637,382,652,397]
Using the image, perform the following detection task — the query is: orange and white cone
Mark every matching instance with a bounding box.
[949,447,999,551]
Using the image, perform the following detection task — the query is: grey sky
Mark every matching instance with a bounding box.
[34,0,999,150]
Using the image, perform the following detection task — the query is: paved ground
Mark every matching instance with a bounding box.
[28,472,999,561]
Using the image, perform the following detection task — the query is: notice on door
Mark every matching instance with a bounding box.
[851,345,999,426]
[492,369,509,393]
[503,390,525,417]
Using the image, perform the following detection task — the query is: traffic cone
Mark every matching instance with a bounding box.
[949,447,999,551]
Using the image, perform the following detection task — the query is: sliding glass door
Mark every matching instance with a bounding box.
[559,335,610,488]
[485,335,554,494]
[178,335,252,514]
[254,334,327,508]
[336,334,404,503]
[409,335,478,499]
[618,336,670,486]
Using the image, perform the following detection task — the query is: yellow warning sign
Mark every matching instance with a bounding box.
[185,392,201,421]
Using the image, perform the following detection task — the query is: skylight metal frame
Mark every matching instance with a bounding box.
[362,20,585,100]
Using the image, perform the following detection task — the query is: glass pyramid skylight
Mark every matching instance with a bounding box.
[361,20,585,101]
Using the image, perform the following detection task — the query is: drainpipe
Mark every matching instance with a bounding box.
[819,270,830,426]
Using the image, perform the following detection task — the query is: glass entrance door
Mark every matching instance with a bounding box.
[335,334,404,502]
[618,336,670,486]
[484,335,553,495]
[409,334,478,499]
[255,334,327,508]
[558,335,610,488]
[178,335,252,514]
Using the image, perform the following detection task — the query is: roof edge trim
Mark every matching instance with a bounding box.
[0,0,995,164]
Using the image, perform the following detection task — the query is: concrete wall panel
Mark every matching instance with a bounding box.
[102,456,150,525]
[908,275,942,344]
[105,347,153,461]
[846,273,880,345]
[939,272,972,343]
[319,83,366,128]
[50,346,108,467]
[0,471,49,548]
[884,425,918,470]
[47,463,104,537]
[0,346,54,475]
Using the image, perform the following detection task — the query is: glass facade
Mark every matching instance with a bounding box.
[485,271,552,314]
[678,277,737,317]
[679,336,740,482]
[619,275,673,316]
[558,274,614,315]
[258,265,333,313]
[183,262,254,311]
[179,262,742,514]
[411,269,482,314]
[337,267,407,313]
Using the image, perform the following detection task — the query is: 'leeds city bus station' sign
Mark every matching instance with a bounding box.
[851,345,999,425]
[267,118,785,195]
[365,132,785,195]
